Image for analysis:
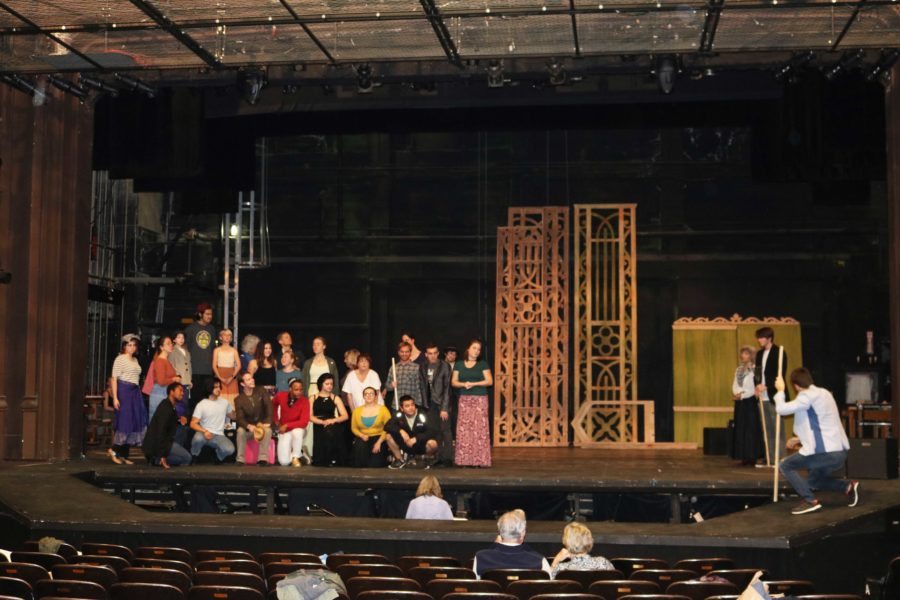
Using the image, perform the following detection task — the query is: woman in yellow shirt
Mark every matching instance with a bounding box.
[351,387,391,467]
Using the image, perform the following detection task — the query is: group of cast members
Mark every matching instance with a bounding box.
[108,303,494,470]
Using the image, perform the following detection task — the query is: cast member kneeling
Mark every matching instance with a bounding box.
[143,383,191,469]
[190,379,236,463]
[273,378,310,467]
[385,395,439,469]
[235,372,273,466]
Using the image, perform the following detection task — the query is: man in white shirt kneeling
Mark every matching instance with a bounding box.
[190,379,236,463]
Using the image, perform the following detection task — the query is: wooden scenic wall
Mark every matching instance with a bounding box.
[493,207,569,446]
[572,204,651,446]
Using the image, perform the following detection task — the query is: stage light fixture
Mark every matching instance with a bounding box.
[238,70,266,105]
[824,48,864,81]
[1,74,48,105]
[547,59,567,86]
[356,64,374,93]
[773,51,815,83]
[80,75,120,97]
[48,75,88,101]
[655,55,677,94]
[866,49,900,84]
[114,73,156,98]
[487,60,505,88]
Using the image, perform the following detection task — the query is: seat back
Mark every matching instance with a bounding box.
[346,576,421,600]
[427,578,503,600]
[81,543,135,562]
[556,569,625,590]
[265,562,328,578]
[0,576,33,600]
[530,594,606,600]
[407,566,475,588]
[399,557,462,572]
[665,580,739,600]
[34,578,107,600]
[196,550,255,563]
[588,579,661,600]
[9,551,66,572]
[610,559,668,577]
[355,592,432,600]
[327,555,392,570]
[195,571,266,595]
[132,558,193,578]
[630,570,696,588]
[195,559,263,578]
[506,579,582,600]
[619,595,692,600]
[75,554,131,574]
[260,553,321,566]
[672,558,735,575]
[480,569,549,590]
[110,581,185,600]
[338,564,404,582]
[52,564,118,589]
[188,585,265,600]
[708,569,768,590]
[441,593,516,600]
[0,562,50,587]
[120,567,192,594]
[136,547,193,564]
[794,595,862,600]
[23,541,78,561]
[764,580,815,595]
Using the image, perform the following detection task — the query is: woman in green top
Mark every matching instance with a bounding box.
[452,339,493,467]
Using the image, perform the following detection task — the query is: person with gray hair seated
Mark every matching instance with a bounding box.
[472,509,550,578]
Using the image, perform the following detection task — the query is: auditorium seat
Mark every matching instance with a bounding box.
[74,554,130,575]
[10,551,66,572]
[132,558,193,578]
[120,567,192,595]
[337,563,404,581]
[618,595,691,600]
[588,579,661,600]
[407,566,475,588]
[506,578,582,600]
[552,569,625,590]
[480,570,550,589]
[259,553,321,566]
[703,595,739,600]
[355,591,433,600]
[664,580,739,600]
[610,560,668,578]
[195,550,255,563]
[707,570,768,589]
[194,571,267,596]
[327,555,392,570]
[0,576,33,600]
[346,576,422,600]
[795,595,862,600]
[23,541,78,561]
[265,562,328,578]
[764,581,815,595]
[672,559,734,575]
[34,578,106,599]
[0,562,50,587]
[110,581,185,600]
[52,564,118,590]
[81,543,134,562]
[188,585,265,600]
[530,594,606,600]
[441,593,516,600]
[427,579,503,600]
[630,570,695,588]
[195,559,264,578]
[136,547,193,564]
[400,557,462,572]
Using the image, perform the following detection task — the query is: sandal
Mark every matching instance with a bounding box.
[107,448,124,465]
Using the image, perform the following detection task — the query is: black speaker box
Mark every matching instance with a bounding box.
[847,438,898,479]
[704,427,730,456]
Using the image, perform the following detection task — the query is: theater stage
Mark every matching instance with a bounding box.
[0,448,897,594]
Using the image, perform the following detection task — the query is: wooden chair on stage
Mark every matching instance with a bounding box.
[553,569,625,590]
[266,562,328,578]
[441,593,516,600]
[764,580,815,595]
[132,557,193,578]
[110,581,185,600]
[0,576,33,600]
[665,580,739,600]
[0,562,50,587]
[708,569,769,589]
[345,576,422,600]
[195,571,267,596]
[136,546,193,564]
[337,563,404,582]
[75,554,131,574]
[531,594,605,600]
[23,540,78,561]
[673,558,734,575]
[480,569,549,590]
[120,567,192,594]
[52,563,118,590]
[327,554,393,570]
[81,543,135,562]
[10,551,67,572]
[588,579,661,600]
[610,559,668,578]
[426,578,503,600]
[189,585,265,600]
[260,552,322,566]
[400,556,462,572]
[196,550,256,563]
[407,566,475,588]
[630,569,696,588]
[195,559,264,578]
[506,578,582,600]
[34,578,107,599]
[355,591,433,600]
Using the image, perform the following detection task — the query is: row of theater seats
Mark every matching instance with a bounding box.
[0,542,861,600]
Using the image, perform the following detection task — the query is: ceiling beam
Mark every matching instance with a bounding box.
[831,0,866,51]
[0,1,106,70]
[698,0,725,54]
[126,0,220,68]
[419,0,463,68]
[277,0,336,65]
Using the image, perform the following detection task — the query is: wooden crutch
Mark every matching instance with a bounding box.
[772,346,784,502]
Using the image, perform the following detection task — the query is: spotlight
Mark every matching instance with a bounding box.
[866,49,900,84]
[114,73,156,98]
[238,70,266,105]
[80,75,119,97]
[356,64,373,94]
[547,59,567,86]
[773,51,815,83]
[487,60,505,88]
[48,75,88,101]
[655,55,677,94]
[1,74,47,105]
[824,49,865,81]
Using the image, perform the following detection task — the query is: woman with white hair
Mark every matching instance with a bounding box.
[549,522,614,578]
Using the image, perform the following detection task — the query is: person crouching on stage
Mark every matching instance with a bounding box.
[142,383,191,469]
[385,395,439,469]
[731,345,764,466]
[190,379,235,463]
[351,386,392,467]
[774,368,859,515]
[273,378,310,467]
[235,372,273,466]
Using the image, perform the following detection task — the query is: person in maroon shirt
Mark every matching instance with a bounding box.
[273,378,310,467]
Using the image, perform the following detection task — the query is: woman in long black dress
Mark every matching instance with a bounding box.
[731,345,764,466]
[309,373,349,466]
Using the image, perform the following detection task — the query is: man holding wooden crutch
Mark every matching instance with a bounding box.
[754,327,787,467]
[774,368,859,515]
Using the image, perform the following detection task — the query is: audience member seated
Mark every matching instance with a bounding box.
[272,378,310,467]
[549,522,614,579]
[385,395,439,469]
[351,386,393,468]
[234,372,273,466]
[190,379,236,463]
[406,475,454,520]
[473,509,550,578]
[142,383,191,469]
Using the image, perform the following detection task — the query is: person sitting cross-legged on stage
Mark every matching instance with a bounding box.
[473,509,551,578]
[774,368,859,515]
[190,379,235,463]
[234,372,273,466]
[142,383,192,469]
[273,378,310,467]
[385,395,439,469]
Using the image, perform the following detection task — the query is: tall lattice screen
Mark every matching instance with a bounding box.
[572,204,651,446]
[494,207,569,447]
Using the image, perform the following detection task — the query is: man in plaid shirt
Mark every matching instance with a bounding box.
[384,342,426,410]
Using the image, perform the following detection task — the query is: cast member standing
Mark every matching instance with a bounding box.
[401,332,427,366]
[309,373,350,466]
[273,378,310,467]
[213,328,241,407]
[234,372,273,466]
[452,339,493,468]
[384,342,426,410]
[240,334,260,373]
[275,331,306,366]
[169,331,193,406]
[755,327,787,466]
[731,346,763,466]
[185,303,216,413]
[248,341,278,397]
[148,336,181,420]
[423,343,454,465]
[341,348,360,391]
[342,353,383,410]
[108,334,145,465]
[275,349,303,393]
[301,336,341,461]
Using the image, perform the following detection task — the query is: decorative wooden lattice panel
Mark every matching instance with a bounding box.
[572,204,648,446]
[493,207,569,447]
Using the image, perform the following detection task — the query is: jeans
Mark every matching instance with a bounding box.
[191,431,236,461]
[779,449,849,502]
[148,384,168,421]
[160,442,192,467]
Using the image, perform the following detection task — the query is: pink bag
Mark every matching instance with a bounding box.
[243,437,276,464]
[141,361,156,395]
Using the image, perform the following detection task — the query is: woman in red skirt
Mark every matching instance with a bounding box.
[452,338,493,467]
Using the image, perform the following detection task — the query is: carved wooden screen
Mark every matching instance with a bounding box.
[572,204,646,445]
[494,207,569,446]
